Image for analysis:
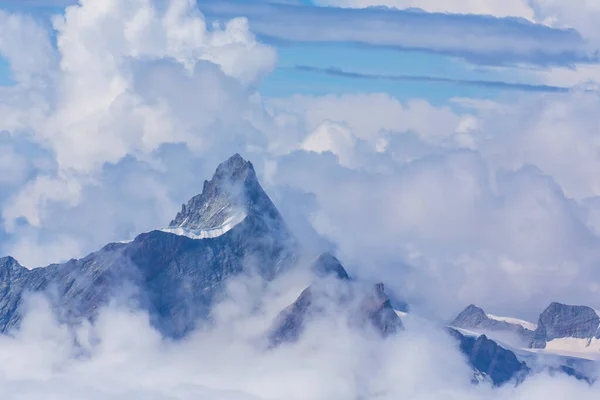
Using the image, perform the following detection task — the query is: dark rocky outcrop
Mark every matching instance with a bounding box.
[448,328,529,386]
[269,259,403,346]
[530,302,600,349]
[451,304,535,344]
[0,154,298,338]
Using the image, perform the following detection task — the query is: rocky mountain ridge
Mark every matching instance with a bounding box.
[0,154,597,387]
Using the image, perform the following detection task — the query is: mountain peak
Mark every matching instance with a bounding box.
[0,256,29,285]
[450,304,488,327]
[168,154,257,233]
[454,304,487,320]
[0,256,17,265]
[0,256,25,271]
[311,252,350,280]
[0,256,25,269]
[213,153,255,181]
[166,154,289,243]
[450,305,536,347]
[530,302,600,349]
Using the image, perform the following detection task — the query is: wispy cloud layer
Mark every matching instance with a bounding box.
[0,280,598,399]
[201,0,591,66]
[293,65,574,93]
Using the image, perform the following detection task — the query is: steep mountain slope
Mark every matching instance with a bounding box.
[451,304,536,346]
[448,328,529,386]
[0,154,298,337]
[450,303,600,384]
[530,302,600,359]
[1,154,597,389]
[269,253,403,346]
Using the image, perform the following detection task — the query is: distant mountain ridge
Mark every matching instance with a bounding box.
[0,154,400,341]
[531,302,600,349]
[269,254,403,346]
[447,328,529,386]
[450,302,600,384]
[0,154,299,337]
[0,154,597,388]
[451,304,536,345]
[451,302,600,358]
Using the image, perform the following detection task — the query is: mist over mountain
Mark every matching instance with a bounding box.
[0,154,597,396]
[2,0,600,398]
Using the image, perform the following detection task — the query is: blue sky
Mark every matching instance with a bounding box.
[0,0,590,105]
[197,0,593,101]
[3,0,600,319]
[260,43,511,103]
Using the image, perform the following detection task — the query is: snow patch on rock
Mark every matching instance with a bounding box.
[160,211,247,240]
[486,314,537,331]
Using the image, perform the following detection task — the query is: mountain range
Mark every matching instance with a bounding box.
[0,154,598,387]
[450,302,600,384]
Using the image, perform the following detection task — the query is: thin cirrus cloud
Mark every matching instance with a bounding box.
[3,0,596,67]
[200,0,592,67]
[313,0,538,21]
[0,0,75,7]
[293,65,576,93]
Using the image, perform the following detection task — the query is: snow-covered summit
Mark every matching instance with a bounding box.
[450,304,536,347]
[164,153,288,241]
[168,154,254,233]
[486,314,537,331]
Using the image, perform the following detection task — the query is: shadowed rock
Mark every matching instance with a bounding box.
[0,154,298,338]
[451,304,535,344]
[311,253,350,280]
[530,302,600,349]
[448,328,529,386]
[269,257,403,346]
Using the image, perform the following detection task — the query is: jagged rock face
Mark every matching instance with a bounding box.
[451,305,535,344]
[311,253,350,280]
[357,283,403,337]
[170,153,253,230]
[448,328,529,386]
[268,286,315,346]
[269,259,403,346]
[0,154,298,338]
[0,257,33,332]
[451,305,489,327]
[169,154,287,238]
[448,328,596,386]
[530,303,600,348]
[0,244,142,333]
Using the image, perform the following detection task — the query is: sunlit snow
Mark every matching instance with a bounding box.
[486,314,537,331]
[160,212,248,240]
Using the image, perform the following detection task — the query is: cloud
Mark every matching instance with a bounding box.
[0,277,597,400]
[0,141,29,187]
[200,0,591,67]
[300,121,359,167]
[2,0,600,332]
[266,91,600,321]
[293,65,574,93]
[0,10,56,84]
[313,0,537,21]
[311,0,600,56]
[0,0,276,170]
[477,91,600,200]
[0,0,280,265]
